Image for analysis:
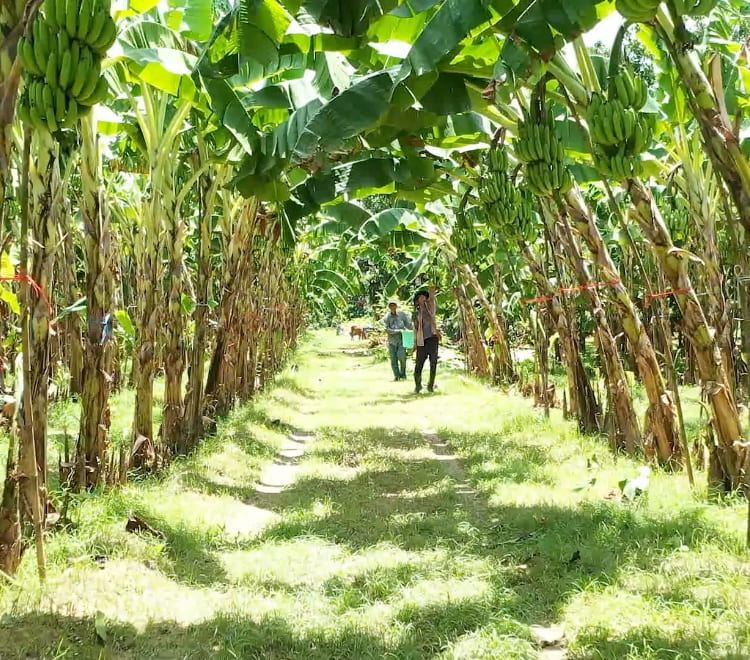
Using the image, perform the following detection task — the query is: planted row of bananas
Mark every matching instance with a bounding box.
[17,0,115,134]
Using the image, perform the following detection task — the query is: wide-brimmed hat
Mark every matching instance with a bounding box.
[387,299,398,306]
[414,289,430,303]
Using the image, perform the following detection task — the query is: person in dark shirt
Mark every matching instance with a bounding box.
[413,287,440,393]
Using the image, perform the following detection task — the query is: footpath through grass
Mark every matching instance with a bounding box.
[0,330,748,659]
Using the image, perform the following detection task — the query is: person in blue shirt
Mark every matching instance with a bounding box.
[383,300,413,381]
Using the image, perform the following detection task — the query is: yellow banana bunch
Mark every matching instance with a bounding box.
[17,0,116,134]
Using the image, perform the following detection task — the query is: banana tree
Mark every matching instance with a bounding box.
[652,5,750,236]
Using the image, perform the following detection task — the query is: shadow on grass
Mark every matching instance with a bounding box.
[13,415,745,659]
[0,603,534,660]
[572,625,749,660]
[272,375,318,399]
[440,431,555,486]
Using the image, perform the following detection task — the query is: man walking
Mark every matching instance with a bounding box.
[414,287,440,393]
[383,300,412,381]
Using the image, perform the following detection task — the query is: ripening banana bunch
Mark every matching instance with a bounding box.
[515,105,573,197]
[16,0,116,134]
[672,0,718,16]
[615,0,660,23]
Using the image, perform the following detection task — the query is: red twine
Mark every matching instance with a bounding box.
[522,295,554,304]
[524,282,696,306]
[523,279,621,305]
[645,286,693,301]
[0,274,53,313]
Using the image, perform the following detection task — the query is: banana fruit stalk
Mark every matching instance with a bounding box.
[17,0,117,134]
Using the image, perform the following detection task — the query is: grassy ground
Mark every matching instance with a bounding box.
[0,331,748,659]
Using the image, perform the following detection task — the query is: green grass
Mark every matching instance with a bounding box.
[0,330,748,659]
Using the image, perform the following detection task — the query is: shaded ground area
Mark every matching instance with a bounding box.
[0,331,748,659]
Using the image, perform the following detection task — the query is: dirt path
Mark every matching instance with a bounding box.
[255,429,315,495]
[422,422,568,660]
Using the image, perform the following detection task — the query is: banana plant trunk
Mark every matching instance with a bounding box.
[658,9,750,235]
[24,130,61,505]
[457,262,515,384]
[0,423,21,573]
[627,178,744,490]
[551,207,641,454]
[682,168,734,389]
[453,273,490,378]
[131,208,160,466]
[0,5,25,564]
[159,182,186,455]
[521,242,599,434]
[60,232,84,395]
[185,170,220,445]
[76,115,115,489]
[204,199,259,417]
[0,5,32,565]
[562,188,681,464]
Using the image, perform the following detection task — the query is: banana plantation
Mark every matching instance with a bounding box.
[0,0,749,656]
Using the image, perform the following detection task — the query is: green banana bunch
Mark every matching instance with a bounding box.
[525,160,573,197]
[480,145,528,233]
[588,96,637,147]
[488,145,508,173]
[588,62,653,183]
[594,147,644,181]
[673,0,718,16]
[18,0,116,134]
[615,0,660,22]
[610,68,647,111]
[515,105,573,198]
[451,222,478,265]
[514,191,538,243]
[44,0,116,55]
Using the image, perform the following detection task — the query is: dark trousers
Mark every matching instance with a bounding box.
[414,336,438,390]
